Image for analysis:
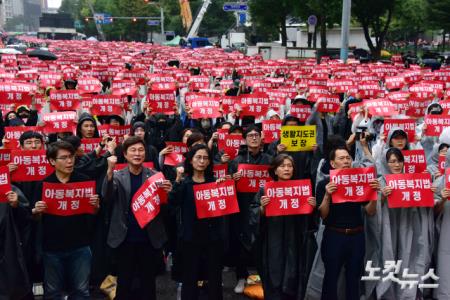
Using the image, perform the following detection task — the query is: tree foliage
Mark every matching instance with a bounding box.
[352,0,397,58]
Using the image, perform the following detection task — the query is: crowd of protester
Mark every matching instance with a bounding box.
[1,38,450,300]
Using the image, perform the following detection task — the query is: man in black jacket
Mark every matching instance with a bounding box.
[33,141,100,299]
[228,125,273,294]
[102,136,172,300]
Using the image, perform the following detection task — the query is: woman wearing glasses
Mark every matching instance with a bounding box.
[169,144,226,300]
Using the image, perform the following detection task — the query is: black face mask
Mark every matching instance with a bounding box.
[156,121,167,129]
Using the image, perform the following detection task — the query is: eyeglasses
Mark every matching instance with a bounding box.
[246,133,260,139]
[55,155,75,161]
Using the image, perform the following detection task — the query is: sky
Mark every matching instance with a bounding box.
[47,0,62,8]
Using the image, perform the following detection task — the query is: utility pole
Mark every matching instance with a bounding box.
[340,0,351,63]
[86,0,106,41]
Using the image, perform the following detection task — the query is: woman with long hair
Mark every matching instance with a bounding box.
[169,144,225,300]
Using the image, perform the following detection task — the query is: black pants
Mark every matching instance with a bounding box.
[115,242,160,300]
[320,228,365,300]
[181,240,223,300]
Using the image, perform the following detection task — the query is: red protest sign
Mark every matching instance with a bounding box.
[0,149,11,166]
[10,150,53,182]
[385,173,434,208]
[91,95,124,116]
[217,134,245,160]
[114,162,155,172]
[213,164,228,179]
[383,119,416,142]
[193,179,239,219]
[239,93,270,117]
[49,90,81,111]
[439,155,446,174]
[290,104,312,122]
[236,164,272,193]
[42,111,77,133]
[264,179,314,216]
[385,76,406,90]
[0,90,32,105]
[191,98,221,119]
[316,94,341,113]
[42,181,96,216]
[189,75,210,90]
[131,172,168,228]
[77,77,103,94]
[147,89,176,115]
[163,142,188,166]
[80,138,103,154]
[98,125,131,144]
[330,167,377,203]
[0,166,12,202]
[424,115,450,136]
[262,119,282,144]
[39,72,63,89]
[364,99,398,117]
[402,150,427,174]
[4,126,44,149]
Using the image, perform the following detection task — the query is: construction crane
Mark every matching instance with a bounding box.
[186,0,211,39]
[86,0,106,41]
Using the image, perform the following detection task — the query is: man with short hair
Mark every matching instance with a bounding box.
[103,136,172,300]
[33,141,100,299]
[316,146,379,300]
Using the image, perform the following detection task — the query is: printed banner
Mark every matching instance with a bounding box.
[236,164,272,193]
[42,111,77,134]
[131,172,168,228]
[280,125,316,152]
[42,181,96,216]
[0,166,12,202]
[330,167,377,203]
[190,98,221,119]
[385,173,434,208]
[402,149,427,174]
[114,162,155,171]
[213,164,228,179]
[49,90,81,111]
[383,119,416,142]
[163,142,188,166]
[11,150,53,182]
[3,126,44,149]
[0,149,11,166]
[265,179,314,216]
[97,125,131,144]
[217,134,245,160]
[290,104,312,122]
[262,119,282,144]
[91,95,124,116]
[147,89,176,115]
[424,115,450,136]
[193,179,239,219]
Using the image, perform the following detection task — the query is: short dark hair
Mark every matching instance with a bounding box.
[122,136,146,154]
[329,146,350,161]
[62,135,81,150]
[19,131,44,147]
[439,143,449,152]
[186,131,205,149]
[46,141,75,161]
[269,153,295,180]
[282,115,301,126]
[243,124,261,139]
[386,147,404,163]
[184,144,213,178]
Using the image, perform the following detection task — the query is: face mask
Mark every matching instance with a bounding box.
[201,119,211,129]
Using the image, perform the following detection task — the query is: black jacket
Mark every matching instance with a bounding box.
[169,176,225,242]
[102,166,167,249]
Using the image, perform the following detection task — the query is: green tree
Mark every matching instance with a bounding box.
[249,0,300,46]
[387,0,428,51]
[427,0,450,51]
[352,0,397,59]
